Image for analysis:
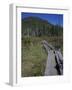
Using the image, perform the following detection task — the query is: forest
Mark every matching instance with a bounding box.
[22,16,63,38]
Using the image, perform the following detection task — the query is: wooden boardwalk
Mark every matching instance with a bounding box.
[44,50,57,75]
[42,40,63,76]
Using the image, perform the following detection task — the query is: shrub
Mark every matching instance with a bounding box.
[23,37,31,46]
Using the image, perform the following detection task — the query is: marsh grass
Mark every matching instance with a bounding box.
[21,36,63,77]
[22,40,47,77]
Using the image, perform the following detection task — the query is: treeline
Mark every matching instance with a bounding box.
[22,17,63,37]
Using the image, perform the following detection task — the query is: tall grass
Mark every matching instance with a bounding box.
[21,36,63,77]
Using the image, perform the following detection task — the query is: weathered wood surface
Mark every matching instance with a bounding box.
[44,50,57,75]
[42,40,63,75]
[54,51,63,75]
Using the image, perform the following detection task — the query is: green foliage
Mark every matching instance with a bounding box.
[23,37,31,47]
[22,17,63,37]
[21,38,47,77]
[21,16,63,77]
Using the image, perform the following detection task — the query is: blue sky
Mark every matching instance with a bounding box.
[21,12,63,27]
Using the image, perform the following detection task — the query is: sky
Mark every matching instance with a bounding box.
[21,12,63,27]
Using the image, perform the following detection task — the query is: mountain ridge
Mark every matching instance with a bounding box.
[22,16,63,37]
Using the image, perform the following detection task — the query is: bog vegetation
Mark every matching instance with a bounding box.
[21,17,63,77]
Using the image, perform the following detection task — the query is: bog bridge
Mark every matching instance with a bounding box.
[42,40,63,75]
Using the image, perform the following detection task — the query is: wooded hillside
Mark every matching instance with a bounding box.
[22,16,63,37]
